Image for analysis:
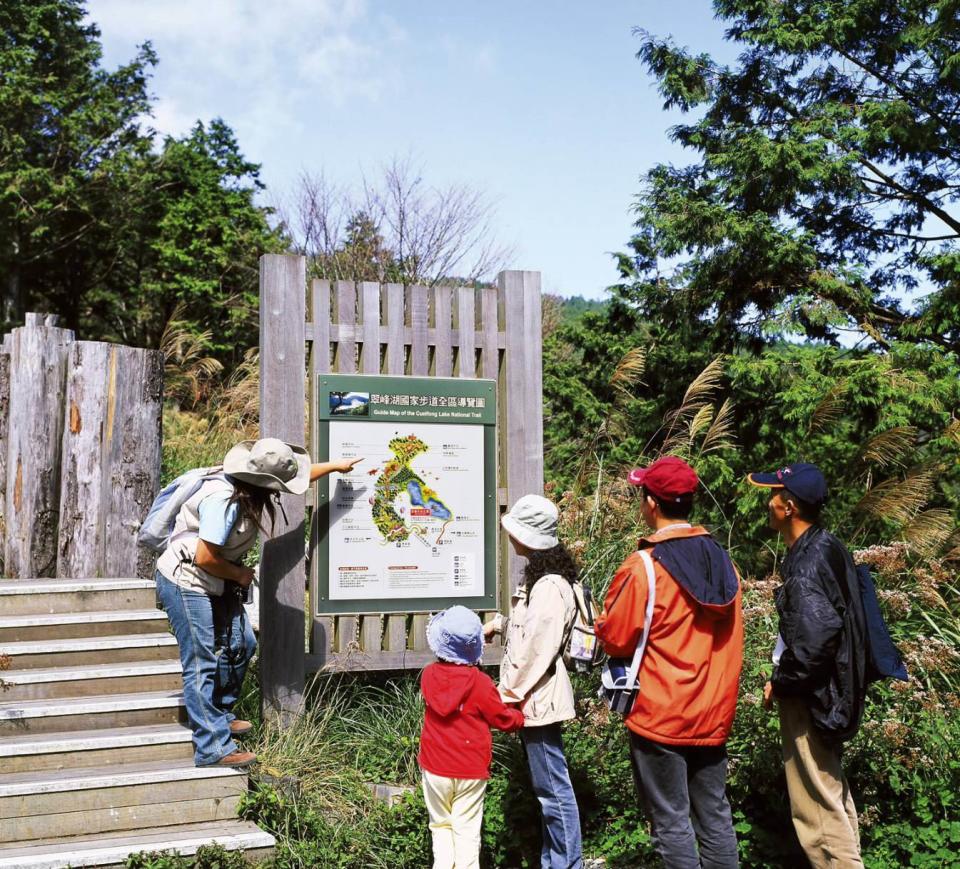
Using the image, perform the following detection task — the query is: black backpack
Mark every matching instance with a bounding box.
[856,564,909,683]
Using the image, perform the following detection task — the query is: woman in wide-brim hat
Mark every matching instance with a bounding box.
[484,494,584,869]
[155,438,360,768]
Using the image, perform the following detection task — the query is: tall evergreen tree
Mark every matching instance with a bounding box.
[0,0,154,324]
[617,0,960,351]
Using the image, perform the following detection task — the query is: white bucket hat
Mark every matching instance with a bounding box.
[501,494,559,550]
[426,606,484,665]
[222,438,311,495]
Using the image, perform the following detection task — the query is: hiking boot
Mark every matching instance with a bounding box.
[229,719,253,736]
[211,750,257,768]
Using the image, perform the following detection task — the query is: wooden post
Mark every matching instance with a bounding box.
[0,335,10,574]
[259,255,307,723]
[4,314,74,577]
[308,279,334,666]
[500,271,544,592]
[57,342,162,578]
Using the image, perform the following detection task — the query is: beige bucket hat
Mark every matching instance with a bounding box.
[223,438,311,495]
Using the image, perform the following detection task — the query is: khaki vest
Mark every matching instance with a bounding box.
[156,478,260,596]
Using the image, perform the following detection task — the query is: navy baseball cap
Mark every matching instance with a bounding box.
[747,462,828,505]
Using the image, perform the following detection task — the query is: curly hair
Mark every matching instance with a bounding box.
[523,543,580,588]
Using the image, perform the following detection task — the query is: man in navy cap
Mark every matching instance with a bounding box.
[748,463,867,868]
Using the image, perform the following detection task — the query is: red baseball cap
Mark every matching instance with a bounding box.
[628,456,699,501]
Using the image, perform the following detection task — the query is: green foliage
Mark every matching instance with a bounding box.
[543,301,960,578]
[124,844,250,868]
[620,0,960,352]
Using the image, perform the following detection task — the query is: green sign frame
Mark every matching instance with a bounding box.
[314,373,498,615]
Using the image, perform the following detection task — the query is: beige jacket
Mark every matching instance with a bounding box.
[494,573,577,727]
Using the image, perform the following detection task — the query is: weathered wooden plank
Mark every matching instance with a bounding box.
[334,280,357,374]
[57,342,163,579]
[501,271,544,592]
[307,279,331,615]
[408,285,429,376]
[385,614,407,651]
[410,613,430,651]
[360,614,382,652]
[481,287,500,380]
[306,646,504,673]
[385,283,405,375]
[259,254,307,723]
[432,286,453,376]
[456,287,476,378]
[337,616,358,653]
[0,343,9,574]
[310,322,507,350]
[311,616,334,667]
[309,280,332,376]
[522,274,545,499]
[360,281,381,374]
[4,316,75,577]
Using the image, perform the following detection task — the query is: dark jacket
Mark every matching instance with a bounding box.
[772,526,867,742]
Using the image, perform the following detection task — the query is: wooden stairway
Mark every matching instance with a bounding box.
[0,577,274,867]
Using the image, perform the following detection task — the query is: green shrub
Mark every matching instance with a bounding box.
[124,844,250,868]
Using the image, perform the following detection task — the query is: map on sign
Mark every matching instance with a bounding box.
[372,435,453,544]
[328,420,485,601]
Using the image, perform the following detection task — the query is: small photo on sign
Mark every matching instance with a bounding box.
[330,391,370,416]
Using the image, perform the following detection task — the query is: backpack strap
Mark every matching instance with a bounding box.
[622,549,657,689]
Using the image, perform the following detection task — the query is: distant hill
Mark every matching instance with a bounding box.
[558,295,608,323]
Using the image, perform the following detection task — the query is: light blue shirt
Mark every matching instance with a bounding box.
[197,491,239,546]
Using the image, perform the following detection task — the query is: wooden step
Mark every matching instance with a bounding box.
[0,660,183,701]
[0,759,248,842]
[0,578,156,616]
[0,723,195,774]
[0,690,186,735]
[0,633,178,669]
[0,609,169,642]
[0,819,275,868]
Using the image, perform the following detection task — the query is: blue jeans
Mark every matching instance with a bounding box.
[522,723,583,869]
[156,571,257,765]
[629,734,739,869]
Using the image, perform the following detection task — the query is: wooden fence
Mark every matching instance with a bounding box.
[258,256,544,715]
[0,313,163,579]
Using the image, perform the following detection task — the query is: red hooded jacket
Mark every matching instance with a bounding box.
[595,526,744,746]
[418,662,525,779]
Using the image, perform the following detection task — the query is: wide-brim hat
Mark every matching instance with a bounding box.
[223,438,311,495]
[501,494,560,551]
[426,606,483,665]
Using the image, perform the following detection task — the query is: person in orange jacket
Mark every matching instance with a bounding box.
[595,456,744,869]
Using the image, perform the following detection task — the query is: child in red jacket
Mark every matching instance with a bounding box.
[419,605,524,869]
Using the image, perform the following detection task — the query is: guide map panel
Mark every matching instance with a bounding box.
[314,375,497,614]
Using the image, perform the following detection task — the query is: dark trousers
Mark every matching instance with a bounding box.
[629,733,739,869]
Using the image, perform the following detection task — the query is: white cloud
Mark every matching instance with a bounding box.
[86,0,405,150]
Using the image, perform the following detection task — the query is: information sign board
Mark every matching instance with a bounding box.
[314,374,498,614]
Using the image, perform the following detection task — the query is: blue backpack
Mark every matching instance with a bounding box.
[137,467,226,552]
[857,564,909,683]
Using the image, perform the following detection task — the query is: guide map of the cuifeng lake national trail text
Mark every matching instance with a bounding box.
[328,420,485,601]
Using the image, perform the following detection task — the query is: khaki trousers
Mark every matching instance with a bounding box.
[422,770,487,869]
[779,696,863,868]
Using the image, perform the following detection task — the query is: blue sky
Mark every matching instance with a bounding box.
[87,1,736,299]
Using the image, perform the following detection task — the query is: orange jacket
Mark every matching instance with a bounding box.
[595,526,743,746]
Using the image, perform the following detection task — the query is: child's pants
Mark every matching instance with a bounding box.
[422,770,487,869]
